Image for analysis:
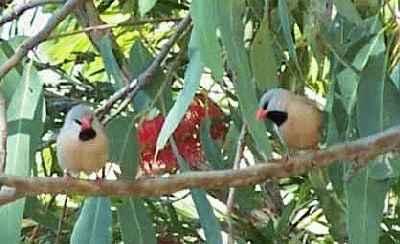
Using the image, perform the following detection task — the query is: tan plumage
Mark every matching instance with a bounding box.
[56,105,108,175]
[256,88,322,150]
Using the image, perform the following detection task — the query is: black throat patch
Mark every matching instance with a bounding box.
[79,128,97,141]
[268,111,288,126]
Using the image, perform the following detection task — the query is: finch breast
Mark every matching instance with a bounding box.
[279,95,322,150]
[56,130,108,174]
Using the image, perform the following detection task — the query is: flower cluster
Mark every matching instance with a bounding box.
[137,95,227,174]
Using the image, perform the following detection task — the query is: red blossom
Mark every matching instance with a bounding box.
[137,94,227,174]
[137,115,164,145]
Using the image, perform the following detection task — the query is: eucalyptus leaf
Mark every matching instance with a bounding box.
[71,197,112,244]
[190,0,224,80]
[156,28,202,151]
[0,61,44,243]
[98,37,125,89]
[215,0,271,159]
[250,16,278,90]
[139,0,157,16]
[117,198,157,244]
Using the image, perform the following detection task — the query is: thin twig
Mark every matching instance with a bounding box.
[0,0,64,25]
[226,125,246,244]
[0,91,7,174]
[95,14,192,121]
[101,34,188,125]
[47,17,182,40]
[54,195,68,244]
[1,124,400,205]
[0,0,83,80]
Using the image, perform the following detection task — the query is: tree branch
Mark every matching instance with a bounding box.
[0,0,64,26]
[95,14,192,119]
[0,0,83,80]
[0,91,7,174]
[47,17,182,40]
[1,125,400,205]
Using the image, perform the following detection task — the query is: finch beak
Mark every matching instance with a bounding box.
[256,109,268,120]
[80,116,93,130]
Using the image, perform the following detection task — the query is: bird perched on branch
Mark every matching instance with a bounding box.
[56,104,108,178]
[256,88,322,150]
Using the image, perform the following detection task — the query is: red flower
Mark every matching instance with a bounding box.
[137,94,228,175]
[176,137,203,167]
[137,115,164,145]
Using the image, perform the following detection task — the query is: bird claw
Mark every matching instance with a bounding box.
[95,174,104,184]
[63,170,73,180]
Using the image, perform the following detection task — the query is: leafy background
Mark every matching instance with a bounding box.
[0,0,400,243]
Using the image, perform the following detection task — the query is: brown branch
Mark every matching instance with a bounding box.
[0,0,83,80]
[95,14,192,119]
[0,0,64,25]
[0,91,6,174]
[1,125,400,205]
[47,17,182,41]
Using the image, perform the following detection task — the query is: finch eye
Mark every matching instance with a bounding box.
[73,119,82,125]
[263,102,269,110]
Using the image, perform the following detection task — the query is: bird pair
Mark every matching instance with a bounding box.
[56,88,321,178]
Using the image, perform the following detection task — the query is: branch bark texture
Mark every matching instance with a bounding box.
[1,125,400,205]
[0,0,63,25]
[0,0,83,80]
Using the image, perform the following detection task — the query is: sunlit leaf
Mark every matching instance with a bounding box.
[0,61,44,243]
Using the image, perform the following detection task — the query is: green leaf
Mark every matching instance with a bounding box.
[250,16,278,90]
[156,28,203,151]
[352,20,384,71]
[275,200,296,235]
[191,189,223,244]
[308,169,347,241]
[390,63,400,90]
[173,140,223,243]
[346,51,390,244]
[190,0,224,80]
[139,0,157,16]
[0,61,44,244]
[199,119,224,170]
[117,198,157,244]
[278,0,297,64]
[71,197,112,244]
[334,0,362,24]
[0,40,23,101]
[215,0,271,159]
[98,37,125,89]
[383,79,400,128]
[106,115,138,179]
[128,40,163,112]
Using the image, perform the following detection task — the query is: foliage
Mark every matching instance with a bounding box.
[1,0,400,243]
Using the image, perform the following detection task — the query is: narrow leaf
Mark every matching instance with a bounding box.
[139,0,157,16]
[98,37,125,89]
[191,189,223,244]
[0,61,44,244]
[346,50,390,244]
[156,28,203,151]
[190,0,224,80]
[106,115,138,178]
[117,198,157,244]
[215,0,271,159]
[334,0,362,24]
[250,16,278,90]
[173,142,223,243]
[71,197,112,244]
